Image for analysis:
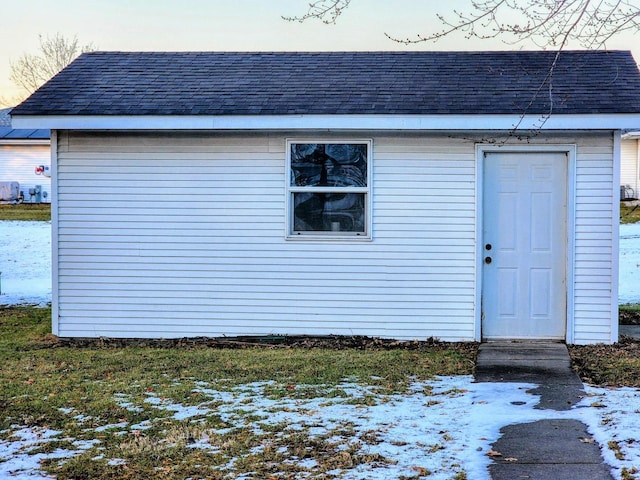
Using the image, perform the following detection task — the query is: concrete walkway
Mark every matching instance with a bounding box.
[475,342,614,479]
[620,324,640,338]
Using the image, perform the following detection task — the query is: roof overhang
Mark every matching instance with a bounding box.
[622,130,640,139]
[0,138,50,146]
[11,113,640,131]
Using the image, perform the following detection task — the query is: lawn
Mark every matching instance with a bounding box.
[3,307,640,479]
[0,203,50,221]
[0,306,477,479]
[621,202,640,224]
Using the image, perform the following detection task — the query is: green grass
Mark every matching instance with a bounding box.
[3,307,640,478]
[0,203,51,221]
[621,202,640,224]
[620,303,640,313]
[0,306,476,479]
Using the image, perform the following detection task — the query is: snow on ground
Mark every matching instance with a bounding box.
[620,222,640,303]
[0,221,51,306]
[1,377,639,479]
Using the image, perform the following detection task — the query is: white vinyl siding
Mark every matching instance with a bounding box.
[55,132,478,341]
[0,144,51,202]
[572,133,617,344]
[54,131,618,344]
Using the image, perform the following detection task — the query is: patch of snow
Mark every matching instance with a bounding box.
[144,393,211,420]
[578,385,640,473]
[115,397,144,413]
[620,222,640,303]
[0,427,87,479]
[130,420,153,431]
[94,422,129,432]
[71,439,101,450]
[0,221,51,306]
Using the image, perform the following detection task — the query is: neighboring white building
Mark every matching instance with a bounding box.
[621,132,640,199]
[12,50,640,344]
[0,108,51,203]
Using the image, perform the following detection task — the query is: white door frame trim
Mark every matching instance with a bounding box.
[475,144,577,343]
[50,130,59,336]
[612,131,621,344]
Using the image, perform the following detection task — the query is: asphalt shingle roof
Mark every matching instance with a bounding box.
[10,50,640,117]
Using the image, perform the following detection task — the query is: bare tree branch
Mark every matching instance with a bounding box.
[9,33,95,96]
[384,0,640,49]
[286,1,640,49]
[283,0,352,24]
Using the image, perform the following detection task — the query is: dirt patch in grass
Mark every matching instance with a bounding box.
[53,334,478,353]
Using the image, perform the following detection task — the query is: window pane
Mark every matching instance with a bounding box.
[293,192,365,233]
[291,143,367,187]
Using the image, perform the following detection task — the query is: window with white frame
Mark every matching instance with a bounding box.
[287,141,371,238]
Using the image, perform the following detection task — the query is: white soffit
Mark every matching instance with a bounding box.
[11,114,640,131]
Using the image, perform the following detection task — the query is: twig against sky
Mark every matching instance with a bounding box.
[286,0,640,50]
[282,0,352,24]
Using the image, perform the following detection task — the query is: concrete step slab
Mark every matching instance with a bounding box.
[475,342,583,393]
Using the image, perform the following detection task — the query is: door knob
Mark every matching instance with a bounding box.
[485,244,492,250]
[484,256,492,264]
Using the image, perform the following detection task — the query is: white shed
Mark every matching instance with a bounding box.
[11,50,640,344]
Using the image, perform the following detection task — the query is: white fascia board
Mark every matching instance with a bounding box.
[0,139,50,146]
[622,130,640,139]
[11,113,640,131]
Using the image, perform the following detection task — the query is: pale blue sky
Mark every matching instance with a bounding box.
[2,1,639,101]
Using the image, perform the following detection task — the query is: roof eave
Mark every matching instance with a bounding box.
[0,138,50,145]
[11,113,640,131]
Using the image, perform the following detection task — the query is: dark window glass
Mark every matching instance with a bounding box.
[291,144,367,187]
[293,192,365,233]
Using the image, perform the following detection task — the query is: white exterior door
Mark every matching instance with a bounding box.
[482,152,568,339]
